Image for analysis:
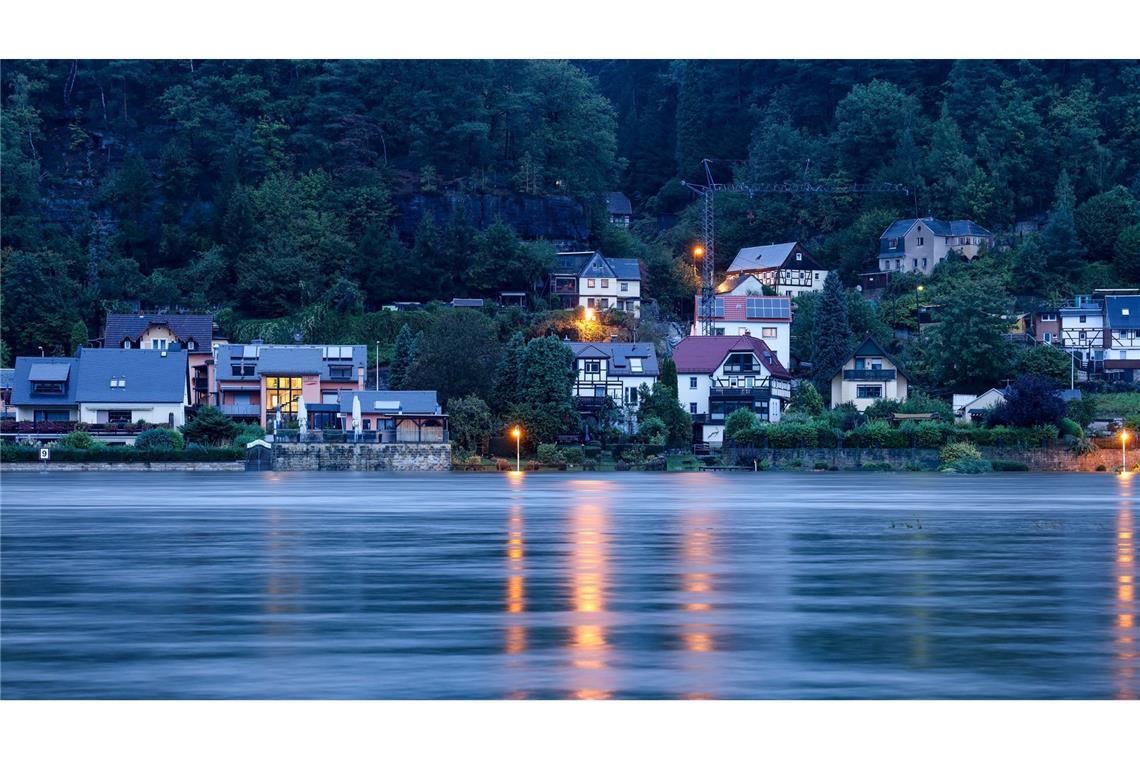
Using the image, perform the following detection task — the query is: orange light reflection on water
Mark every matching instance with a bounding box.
[1114,475,1136,698]
[569,502,611,699]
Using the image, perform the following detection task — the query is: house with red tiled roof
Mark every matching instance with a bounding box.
[673,335,792,448]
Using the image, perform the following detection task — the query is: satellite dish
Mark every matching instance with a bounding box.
[292,331,303,343]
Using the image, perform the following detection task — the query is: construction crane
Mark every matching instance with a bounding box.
[682,158,913,335]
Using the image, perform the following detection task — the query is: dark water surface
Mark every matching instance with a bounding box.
[2,471,1137,699]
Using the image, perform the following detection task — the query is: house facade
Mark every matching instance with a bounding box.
[829,336,910,410]
[1102,295,1140,381]
[211,343,366,428]
[567,341,659,433]
[549,251,642,317]
[877,218,994,276]
[1059,295,1106,370]
[338,390,449,443]
[10,349,188,426]
[690,294,792,369]
[102,312,224,407]
[0,368,14,419]
[606,192,632,228]
[725,241,828,298]
[674,335,792,448]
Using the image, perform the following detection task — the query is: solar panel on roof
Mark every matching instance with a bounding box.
[745,298,790,319]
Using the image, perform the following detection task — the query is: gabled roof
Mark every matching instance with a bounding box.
[716,274,767,295]
[0,368,14,390]
[10,357,80,407]
[74,348,187,403]
[567,342,659,377]
[835,335,911,381]
[339,390,442,415]
[257,348,326,375]
[672,336,791,378]
[727,242,823,274]
[1105,296,1140,329]
[103,313,215,348]
[606,192,632,216]
[553,250,641,281]
[879,218,994,240]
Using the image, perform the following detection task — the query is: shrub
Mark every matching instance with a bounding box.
[180,406,241,446]
[524,460,540,472]
[847,420,892,448]
[451,447,473,464]
[946,458,993,473]
[991,460,1030,471]
[1066,397,1099,428]
[536,443,565,465]
[823,402,862,431]
[638,416,668,445]
[621,445,646,464]
[32,447,243,462]
[1,442,38,462]
[57,430,102,450]
[1059,418,1083,439]
[861,461,893,471]
[724,408,759,443]
[583,458,598,471]
[134,428,186,451]
[985,374,1066,429]
[940,441,981,464]
[813,460,829,470]
[233,432,262,449]
[465,455,483,467]
[561,446,585,465]
[495,458,511,471]
[583,444,601,459]
[1096,464,1108,472]
[1067,435,1098,456]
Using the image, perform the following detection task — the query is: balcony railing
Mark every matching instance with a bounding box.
[220,404,262,417]
[843,369,897,381]
[709,378,792,400]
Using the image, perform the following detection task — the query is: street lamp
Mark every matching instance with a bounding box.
[512,426,522,472]
[1123,429,1130,472]
[692,245,704,259]
[915,284,925,315]
[583,307,596,322]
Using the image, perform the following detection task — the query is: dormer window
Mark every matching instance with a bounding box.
[110,377,126,389]
[629,357,643,373]
[187,340,197,351]
[888,238,899,250]
[122,338,132,349]
[1124,309,1131,317]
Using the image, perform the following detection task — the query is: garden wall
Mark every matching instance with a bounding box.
[1,462,245,472]
[271,443,452,471]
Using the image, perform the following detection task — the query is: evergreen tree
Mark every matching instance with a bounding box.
[69,319,90,354]
[388,324,415,390]
[660,356,678,396]
[491,332,527,415]
[1040,171,1087,282]
[810,271,853,391]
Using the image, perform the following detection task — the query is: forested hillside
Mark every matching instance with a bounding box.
[3,59,1139,360]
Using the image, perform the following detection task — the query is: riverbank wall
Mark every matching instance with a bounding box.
[270,442,452,471]
[729,446,1122,472]
[1,462,246,472]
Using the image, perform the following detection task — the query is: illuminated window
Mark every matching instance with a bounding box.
[587,278,596,288]
[762,327,777,338]
[601,279,609,288]
[266,376,303,414]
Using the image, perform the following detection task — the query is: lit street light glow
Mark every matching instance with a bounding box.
[512,426,522,473]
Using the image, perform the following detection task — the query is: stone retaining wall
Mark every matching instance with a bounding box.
[1,462,246,472]
[271,443,452,471]
[729,446,1122,472]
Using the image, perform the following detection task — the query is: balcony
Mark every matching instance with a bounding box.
[709,378,792,400]
[843,369,897,381]
[220,403,262,418]
[552,280,578,295]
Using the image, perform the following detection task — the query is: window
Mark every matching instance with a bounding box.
[187,340,197,351]
[122,339,132,349]
[583,360,601,375]
[266,376,303,414]
[587,278,596,288]
[888,238,898,250]
[724,352,759,373]
[231,363,256,377]
[689,376,698,389]
[738,327,749,336]
[1080,331,1088,341]
[815,272,820,280]
[34,409,71,422]
[620,282,628,292]
[712,298,725,318]
[745,376,754,388]
[1124,308,1131,316]
[690,403,698,414]
[762,327,777,338]
[322,392,338,404]
[600,279,609,288]
[629,357,643,373]
[329,365,353,381]
[795,252,802,261]
[921,258,927,268]
[625,387,638,405]
[107,410,131,424]
[109,377,126,388]
[1080,315,1087,323]
[713,327,725,336]
[31,381,65,395]
[856,385,883,399]
[917,237,925,246]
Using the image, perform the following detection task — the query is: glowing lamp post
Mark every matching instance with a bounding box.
[583,306,596,322]
[915,284,925,316]
[512,426,522,472]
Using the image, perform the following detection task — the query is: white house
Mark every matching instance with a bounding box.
[829,336,910,411]
[550,251,642,317]
[953,388,1008,425]
[724,241,828,298]
[1059,294,1106,369]
[1103,295,1140,382]
[877,217,994,276]
[690,294,792,369]
[673,335,792,448]
[567,341,658,433]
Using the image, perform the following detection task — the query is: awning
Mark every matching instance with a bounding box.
[29,363,70,382]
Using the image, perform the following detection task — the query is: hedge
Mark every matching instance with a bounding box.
[1,444,244,463]
[726,420,1062,450]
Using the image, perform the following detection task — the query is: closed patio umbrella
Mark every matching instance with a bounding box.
[297,395,308,439]
[352,394,363,439]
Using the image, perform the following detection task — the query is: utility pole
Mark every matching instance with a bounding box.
[682,158,912,336]
[375,341,381,391]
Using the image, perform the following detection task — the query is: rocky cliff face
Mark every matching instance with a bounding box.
[394,192,590,246]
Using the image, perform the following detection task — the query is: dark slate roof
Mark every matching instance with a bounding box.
[606,192,632,216]
[880,218,993,240]
[74,348,187,403]
[553,251,641,281]
[10,357,80,407]
[567,342,659,378]
[1105,296,1140,329]
[339,391,442,415]
[451,298,484,307]
[29,363,72,382]
[103,313,215,348]
[672,336,791,378]
[215,344,366,381]
[0,368,14,390]
[840,335,911,381]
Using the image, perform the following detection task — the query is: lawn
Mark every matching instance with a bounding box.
[1088,392,1140,417]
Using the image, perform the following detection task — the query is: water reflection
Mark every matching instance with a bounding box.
[263,507,304,638]
[569,500,610,699]
[1115,499,1136,699]
[679,509,717,699]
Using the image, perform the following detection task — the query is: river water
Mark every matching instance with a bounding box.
[1,471,1136,699]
